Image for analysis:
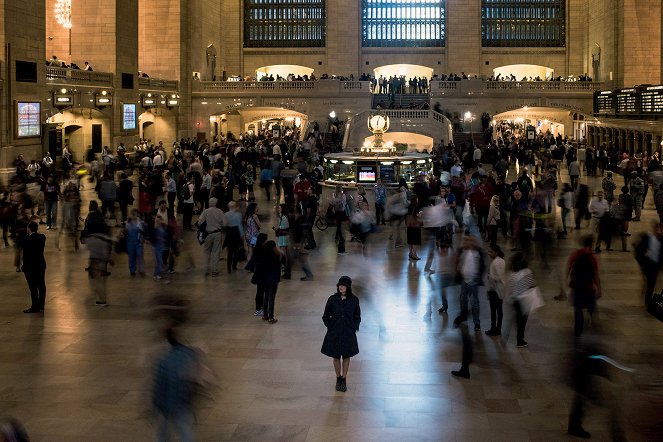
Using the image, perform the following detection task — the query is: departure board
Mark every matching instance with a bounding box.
[594,91,614,114]
[616,89,637,114]
[640,85,663,114]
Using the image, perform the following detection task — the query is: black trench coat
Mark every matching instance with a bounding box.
[321,293,361,359]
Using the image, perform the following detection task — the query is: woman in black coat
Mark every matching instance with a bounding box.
[321,276,361,392]
[258,240,283,324]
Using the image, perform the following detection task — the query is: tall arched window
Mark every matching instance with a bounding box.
[482,0,565,47]
[244,0,326,48]
[362,0,446,47]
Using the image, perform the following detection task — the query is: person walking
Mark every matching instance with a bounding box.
[374,179,387,225]
[222,201,243,273]
[321,276,361,392]
[273,204,291,278]
[258,240,283,324]
[453,236,486,331]
[125,209,146,276]
[505,252,537,348]
[22,221,47,313]
[485,244,506,336]
[567,235,602,337]
[406,195,423,260]
[43,175,60,230]
[559,183,573,236]
[198,198,225,277]
[250,233,269,316]
[630,171,645,221]
[117,172,134,223]
[588,190,610,252]
[487,195,501,248]
[635,223,663,307]
[83,204,113,306]
[243,202,261,264]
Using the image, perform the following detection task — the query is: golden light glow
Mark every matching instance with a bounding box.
[55,0,72,29]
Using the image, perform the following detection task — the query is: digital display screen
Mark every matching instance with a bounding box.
[16,102,41,137]
[357,165,377,183]
[122,103,136,130]
[379,164,395,182]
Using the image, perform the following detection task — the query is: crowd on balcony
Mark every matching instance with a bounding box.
[486,73,594,82]
[45,56,93,71]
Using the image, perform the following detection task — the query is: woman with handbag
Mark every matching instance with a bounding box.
[505,252,538,348]
[406,195,422,260]
[273,204,291,279]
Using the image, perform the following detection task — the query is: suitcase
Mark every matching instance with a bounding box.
[648,292,663,322]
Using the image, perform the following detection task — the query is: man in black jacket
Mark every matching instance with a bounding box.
[22,222,46,313]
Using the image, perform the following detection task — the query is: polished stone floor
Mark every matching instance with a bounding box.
[1,169,663,441]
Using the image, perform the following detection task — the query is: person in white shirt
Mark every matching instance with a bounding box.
[485,244,506,336]
[473,146,482,164]
[588,190,610,252]
[197,198,226,276]
[153,151,164,169]
[453,235,485,331]
[450,160,463,178]
[42,152,53,169]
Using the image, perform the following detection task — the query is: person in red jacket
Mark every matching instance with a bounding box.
[469,175,494,238]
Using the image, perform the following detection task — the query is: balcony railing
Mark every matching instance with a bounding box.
[432,79,604,96]
[46,66,113,86]
[138,77,179,91]
[196,79,371,94]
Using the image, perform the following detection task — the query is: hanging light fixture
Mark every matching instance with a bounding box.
[55,0,72,29]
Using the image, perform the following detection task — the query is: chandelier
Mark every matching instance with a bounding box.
[55,0,72,29]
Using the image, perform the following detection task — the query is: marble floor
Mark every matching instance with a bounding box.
[1,169,663,441]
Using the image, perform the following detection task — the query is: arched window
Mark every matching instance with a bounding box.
[362,0,446,47]
[244,0,326,48]
[482,0,565,47]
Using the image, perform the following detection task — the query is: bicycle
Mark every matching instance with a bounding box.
[314,213,329,231]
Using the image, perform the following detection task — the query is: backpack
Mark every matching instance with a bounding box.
[181,183,191,200]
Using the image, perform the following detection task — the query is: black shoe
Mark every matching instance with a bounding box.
[568,426,591,439]
[474,325,481,332]
[516,341,528,348]
[438,306,448,314]
[339,377,347,392]
[23,308,40,314]
[451,368,470,379]
[485,328,501,336]
[453,315,467,326]
[335,376,342,391]
[95,301,108,306]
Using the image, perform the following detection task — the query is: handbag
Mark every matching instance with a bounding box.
[114,229,127,254]
[406,213,422,228]
[516,286,545,314]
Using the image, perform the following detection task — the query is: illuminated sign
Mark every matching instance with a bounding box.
[142,97,156,107]
[600,91,612,95]
[647,85,663,91]
[95,96,112,107]
[16,101,41,137]
[122,103,136,131]
[167,99,179,107]
[55,95,73,105]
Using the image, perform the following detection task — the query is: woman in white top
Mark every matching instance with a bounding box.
[505,252,537,348]
[487,195,501,248]
[485,244,506,336]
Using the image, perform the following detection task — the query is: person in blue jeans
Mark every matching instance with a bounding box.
[453,236,486,331]
[125,209,145,276]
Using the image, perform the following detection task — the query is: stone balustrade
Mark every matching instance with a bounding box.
[432,79,605,96]
[45,66,113,86]
[137,77,179,91]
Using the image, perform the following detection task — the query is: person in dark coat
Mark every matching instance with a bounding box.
[258,240,283,324]
[22,221,46,313]
[321,276,361,392]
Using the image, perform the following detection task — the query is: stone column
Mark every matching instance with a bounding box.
[0,0,47,172]
[446,0,481,76]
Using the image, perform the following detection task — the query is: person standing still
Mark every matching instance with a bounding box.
[22,222,46,313]
[321,276,361,392]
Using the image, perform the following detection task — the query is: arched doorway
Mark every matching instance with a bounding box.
[493,64,555,81]
[491,107,573,142]
[138,109,177,145]
[255,65,314,80]
[46,108,111,159]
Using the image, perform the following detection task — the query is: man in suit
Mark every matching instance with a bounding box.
[22,222,47,313]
